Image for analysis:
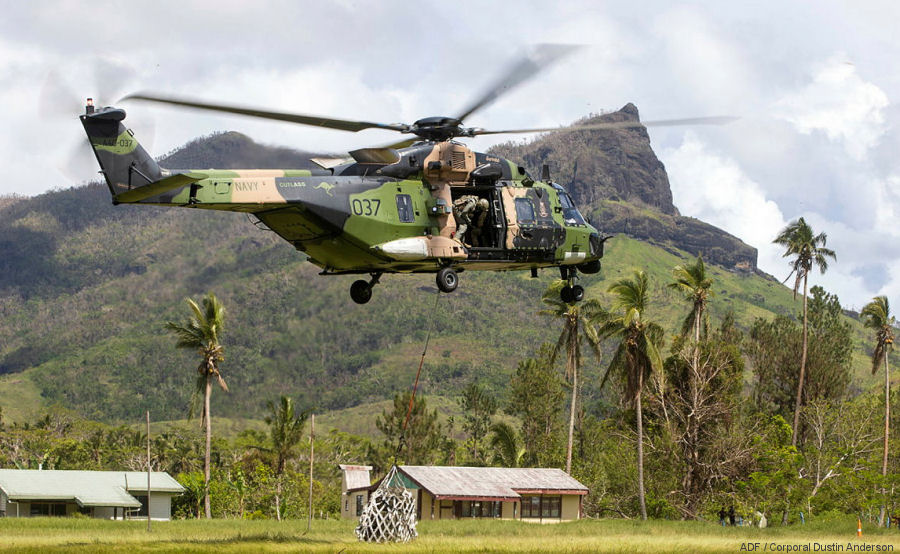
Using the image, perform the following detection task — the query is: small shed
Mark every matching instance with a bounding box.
[339,464,373,520]
[0,470,184,520]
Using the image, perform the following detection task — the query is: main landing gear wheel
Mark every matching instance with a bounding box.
[559,266,583,303]
[561,284,585,303]
[350,272,382,304]
[436,267,459,293]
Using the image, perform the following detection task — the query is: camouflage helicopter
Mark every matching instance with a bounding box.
[79,45,732,304]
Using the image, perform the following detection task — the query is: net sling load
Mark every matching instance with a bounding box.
[355,465,418,543]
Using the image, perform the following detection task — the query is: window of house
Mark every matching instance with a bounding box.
[134,495,149,517]
[356,494,364,517]
[30,503,66,517]
[520,496,561,519]
[396,194,415,223]
[514,198,536,225]
[344,499,349,512]
[459,500,501,518]
[542,496,561,518]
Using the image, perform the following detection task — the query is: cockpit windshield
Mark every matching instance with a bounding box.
[557,190,586,226]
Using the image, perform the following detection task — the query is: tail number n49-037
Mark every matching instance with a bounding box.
[351,199,381,216]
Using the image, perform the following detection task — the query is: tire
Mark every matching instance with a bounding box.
[572,285,585,302]
[350,280,372,304]
[560,285,574,304]
[436,267,459,293]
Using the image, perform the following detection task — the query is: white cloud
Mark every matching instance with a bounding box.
[775,54,889,160]
[662,132,787,272]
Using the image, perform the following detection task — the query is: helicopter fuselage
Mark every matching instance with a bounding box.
[81,106,605,303]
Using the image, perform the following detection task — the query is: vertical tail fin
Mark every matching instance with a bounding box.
[79,101,162,199]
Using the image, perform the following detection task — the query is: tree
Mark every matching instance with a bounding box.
[861,295,896,525]
[457,383,498,465]
[264,395,309,521]
[375,391,442,466]
[664,315,744,518]
[488,421,525,467]
[750,287,852,431]
[597,270,665,520]
[668,255,714,345]
[506,345,566,467]
[165,292,228,519]
[773,217,836,447]
[540,282,603,474]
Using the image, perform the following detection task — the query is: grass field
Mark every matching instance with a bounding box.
[2,516,900,553]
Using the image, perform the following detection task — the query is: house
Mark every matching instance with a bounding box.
[340,464,374,519]
[340,465,588,522]
[0,470,185,520]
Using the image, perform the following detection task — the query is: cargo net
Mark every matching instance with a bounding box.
[355,465,418,543]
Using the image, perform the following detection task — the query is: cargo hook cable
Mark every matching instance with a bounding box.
[395,287,442,460]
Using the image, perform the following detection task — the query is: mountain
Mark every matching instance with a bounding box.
[489,105,758,272]
[0,116,878,430]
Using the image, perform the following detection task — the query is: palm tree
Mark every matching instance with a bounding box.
[597,270,665,520]
[540,282,603,474]
[862,296,895,525]
[668,255,714,346]
[165,292,228,519]
[773,217,836,447]
[264,395,309,521]
[668,255,714,507]
[488,421,525,468]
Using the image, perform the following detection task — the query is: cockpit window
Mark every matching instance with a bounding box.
[558,191,586,226]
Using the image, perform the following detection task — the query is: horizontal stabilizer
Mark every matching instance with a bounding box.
[114,172,207,203]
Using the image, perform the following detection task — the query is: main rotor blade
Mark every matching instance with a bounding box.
[471,115,739,136]
[455,43,582,123]
[122,93,410,134]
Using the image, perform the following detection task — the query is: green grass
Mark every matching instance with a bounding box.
[2,516,899,553]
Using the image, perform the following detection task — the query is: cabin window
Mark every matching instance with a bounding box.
[356,494,364,517]
[396,194,415,223]
[514,198,536,225]
[557,192,586,226]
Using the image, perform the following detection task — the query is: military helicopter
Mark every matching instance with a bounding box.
[79,45,732,304]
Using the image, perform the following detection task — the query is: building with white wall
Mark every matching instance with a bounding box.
[340,465,588,522]
[0,470,184,520]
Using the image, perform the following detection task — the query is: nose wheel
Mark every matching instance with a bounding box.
[559,266,584,304]
[350,272,382,304]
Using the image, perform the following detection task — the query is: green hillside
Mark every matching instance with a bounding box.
[0,123,887,434]
[0,188,880,430]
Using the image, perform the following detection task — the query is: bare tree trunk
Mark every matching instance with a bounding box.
[881,354,891,526]
[204,375,212,519]
[566,355,577,475]
[275,477,282,521]
[565,314,578,475]
[791,276,809,448]
[637,372,647,521]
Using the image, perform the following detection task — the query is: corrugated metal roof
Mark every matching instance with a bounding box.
[339,464,372,491]
[398,466,588,500]
[0,470,185,508]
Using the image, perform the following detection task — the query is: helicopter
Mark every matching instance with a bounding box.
[79,45,733,304]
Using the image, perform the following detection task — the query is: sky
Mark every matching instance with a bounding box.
[0,0,897,311]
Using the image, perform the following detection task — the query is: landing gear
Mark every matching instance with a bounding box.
[436,267,459,293]
[350,272,382,304]
[559,266,584,304]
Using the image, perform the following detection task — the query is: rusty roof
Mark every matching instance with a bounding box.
[339,464,373,491]
[398,466,587,500]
